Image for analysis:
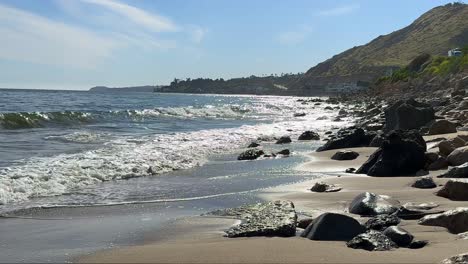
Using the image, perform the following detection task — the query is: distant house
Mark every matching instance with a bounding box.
[448,48,463,57]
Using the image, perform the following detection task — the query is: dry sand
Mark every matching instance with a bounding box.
[79,136,468,263]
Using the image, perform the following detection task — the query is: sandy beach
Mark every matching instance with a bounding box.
[79,133,468,263]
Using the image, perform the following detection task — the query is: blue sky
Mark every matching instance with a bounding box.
[0,0,453,90]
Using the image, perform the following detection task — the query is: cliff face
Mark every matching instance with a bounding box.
[289,3,468,94]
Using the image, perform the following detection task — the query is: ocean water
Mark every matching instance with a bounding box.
[0,89,351,214]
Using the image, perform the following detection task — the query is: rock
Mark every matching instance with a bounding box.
[383,226,414,247]
[457,231,468,240]
[338,109,348,116]
[428,119,458,135]
[402,202,439,210]
[447,146,468,166]
[394,205,445,220]
[408,240,428,249]
[451,88,466,97]
[247,142,260,148]
[317,127,375,152]
[438,162,468,178]
[439,137,466,156]
[345,168,356,173]
[425,152,440,163]
[411,176,437,189]
[275,136,292,144]
[427,156,449,170]
[296,217,314,229]
[418,207,468,234]
[366,123,384,131]
[348,192,400,216]
[356,130,426,176]
[317,116,328,120]
[369,134,385,147]
[384,99,435,132]
[364,214,401,231]
[276,149,290,156]
[331,150,359,160]
[310,182,342,193]
[210,201,297,238]
[324,106,333,110]
[436,180,468,201]
[293,112,306,117]
[237,149,265,160]
[346,230,398,251]
[298,131,320,141]
[301,213,365,241]
[440,253,468,264]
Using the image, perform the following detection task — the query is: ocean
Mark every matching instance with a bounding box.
[0,89,351,214]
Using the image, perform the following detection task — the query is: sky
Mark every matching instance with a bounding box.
[0,0,454,90]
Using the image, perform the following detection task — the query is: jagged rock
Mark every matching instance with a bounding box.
[331,150,359,160]
[364,214,401,231]
[346,230,398,251]
[310,182,342,193]
[447,146,468,166]
[418,207,468,234]
[247,142,260,148]
[356,130,426,176]
[298,131,320,140]
[348,192,400,216]
[383,226,414,247]
[237,149,265,160]
[317,127,375,152]
[438,162,468,178]
[384,99,435,132]
[275,136,292,144]
[441,253,468,264]
[276,149,290,155]
[301,213,365,241]
[428,119,458,135]
[436,180,468,201]
[411,176,437,189]
[210,201,297,238]
[408,240,428,249]
[439,137,466,156]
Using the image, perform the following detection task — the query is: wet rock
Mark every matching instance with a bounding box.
[301,213,365,241]
[237,149,265,160]
[298,131,320,141]
[346,230,398,251]
[276,149,290,156]
[317,127,375,152]
[440,253,468,264]
[411,176,437,189]
[346,168,356,173]
[447,146,468,166]
[418,207,468,234]
[402,202,439,211]
[408,240,428,249]
[296,217,314,229]
[247,142,260,148]
[383,226,414,247]
[457,231,468,240]
[275,136,292,144]
[439,137,466,156]
[210,201,297,238]
[310,182,342,193]
[436,180,468,201]
[293,112,306,117]
[384,99,435,132]
[428,119,458,135]
[331,150,359,160]
[356,130,426,176]
[394,205,444,220]
[348,192,400,216]
[364,214,401,231]
[438,162,468,178]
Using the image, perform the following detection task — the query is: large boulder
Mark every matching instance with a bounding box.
[331,150,359,160]
[356,130,426,176]
[428,119,458,135]
[298,131,320,141]
[441,253,468,264]
[237,149,265,160]
[275,136,292,144]
[418,207,468,234]
[348,192,400,216]
[384,99,435,132]
[346,230,398,251]
[316,127,375,152]
[447,146,468,166]
[439,137,466,156]
[383,226,414,247]
[427,156,449,171]
[411,176,437,189]
[364,214,401,231]
[300,213,365,241]
[436,180,468,201]
[438,162,468,178]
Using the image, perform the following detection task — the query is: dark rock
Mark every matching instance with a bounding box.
[348,192,400,216]
[324,106,333,110]
[438,162,468,178]
[275,136,292,144]
[384,99,435,132]
[394,205,445,220]
[346,230,398,251]
[447,146,468,166]
[412,176,437,189]
[440,253,468,264]
[298,131,320,141]
[247,142,260,148]
[301,213,365,241]
[293,112,306,117]
[356,130,426,176]
[436,180,468,201]
[237,149,265,160]
[427,156,449,171]
[418,207,468,234]
[331,150,359,160]
[439,137,465,156]
[364,214,401,231]
[310,182,342,193]
[317,128,375,152]
[369,134,385,147]
[428,119,458,135]
[317,116,328,120]
[407,240,428,249]
[383,226,414,247]
[324,131,332,135]
[346,168,356,173]
[276,149,290,156]
[296,217,314,229]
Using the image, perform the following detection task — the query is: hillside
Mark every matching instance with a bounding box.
[89,85,159,92]
[289,2,468,94]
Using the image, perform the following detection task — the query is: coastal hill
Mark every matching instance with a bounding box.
[89,85,160,92]
[289,2,468,94]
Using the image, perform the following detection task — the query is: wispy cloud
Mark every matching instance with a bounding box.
[317,4,360,16]
[187,25,208,44]
[277,26,313,45]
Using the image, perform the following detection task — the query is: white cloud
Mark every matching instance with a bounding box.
[277,26,313,45]
[317,4,360,16]
[187,25,208,44]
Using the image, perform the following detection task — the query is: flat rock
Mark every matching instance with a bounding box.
[331,150,359,160]
[447,146,468,166]
[237,149,265,160]
[411,176,437,189]
[440,253,468,264]
[301,213,365,241]
[346,230,398,251]
[402,202,439,210]
[298,131,320,140]
[438,162,468,178]
[428,119,458,135]
[348,192,400,216]
[394,205,445,220]
[418,207,468,234]
[364,214,401,231]
[436,180,468,201]
[310,182,342,193]
[383,226,414,247]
